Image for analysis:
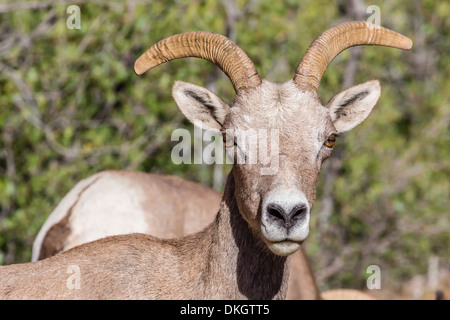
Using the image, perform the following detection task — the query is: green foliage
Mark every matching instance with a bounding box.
[0,0,448,294]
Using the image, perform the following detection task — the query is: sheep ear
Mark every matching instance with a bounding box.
[172,81,231,131]
[326,80,381,133]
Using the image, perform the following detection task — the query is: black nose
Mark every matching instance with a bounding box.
[266,203,308,229]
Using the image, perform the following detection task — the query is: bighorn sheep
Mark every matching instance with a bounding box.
[32,170,320,299]
[32,172,373,300]
[31,171,223,259]
[0,22,412,299]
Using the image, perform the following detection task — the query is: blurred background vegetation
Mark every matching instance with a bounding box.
[0,0,448,299]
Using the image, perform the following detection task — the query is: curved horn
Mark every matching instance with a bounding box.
[293,22,413,91]
[134,31,261,92]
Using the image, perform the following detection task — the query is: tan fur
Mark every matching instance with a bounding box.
[2,173,291,299]
[286,248,320,299]
[33,171,221,259]
[34,170,320,299]
[321,289,376,300]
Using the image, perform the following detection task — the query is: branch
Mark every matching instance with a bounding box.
[2,125,16,179]
[0,61,80,159]
[0,10,57,60]
[0,0,131,13]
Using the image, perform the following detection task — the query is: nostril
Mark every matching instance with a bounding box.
[290,204,308,221]
[266,203,308,229]
[266,203,286,223]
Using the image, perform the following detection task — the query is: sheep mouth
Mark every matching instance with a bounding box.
[270,239,303,245]
[264,239,303,256]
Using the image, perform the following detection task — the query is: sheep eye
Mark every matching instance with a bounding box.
[223,132,235,148]
[324,134,336,148]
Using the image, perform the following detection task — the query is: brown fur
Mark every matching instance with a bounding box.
[33,171,222,258]
[34,170,320,299]
[38,176,102,259]
[38,214,71,260]
[321,289,376,300]
[1,172,290,299]
[286,248,320,299]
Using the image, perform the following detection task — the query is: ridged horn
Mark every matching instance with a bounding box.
[134,31,261,92]
[293,21,413,91]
